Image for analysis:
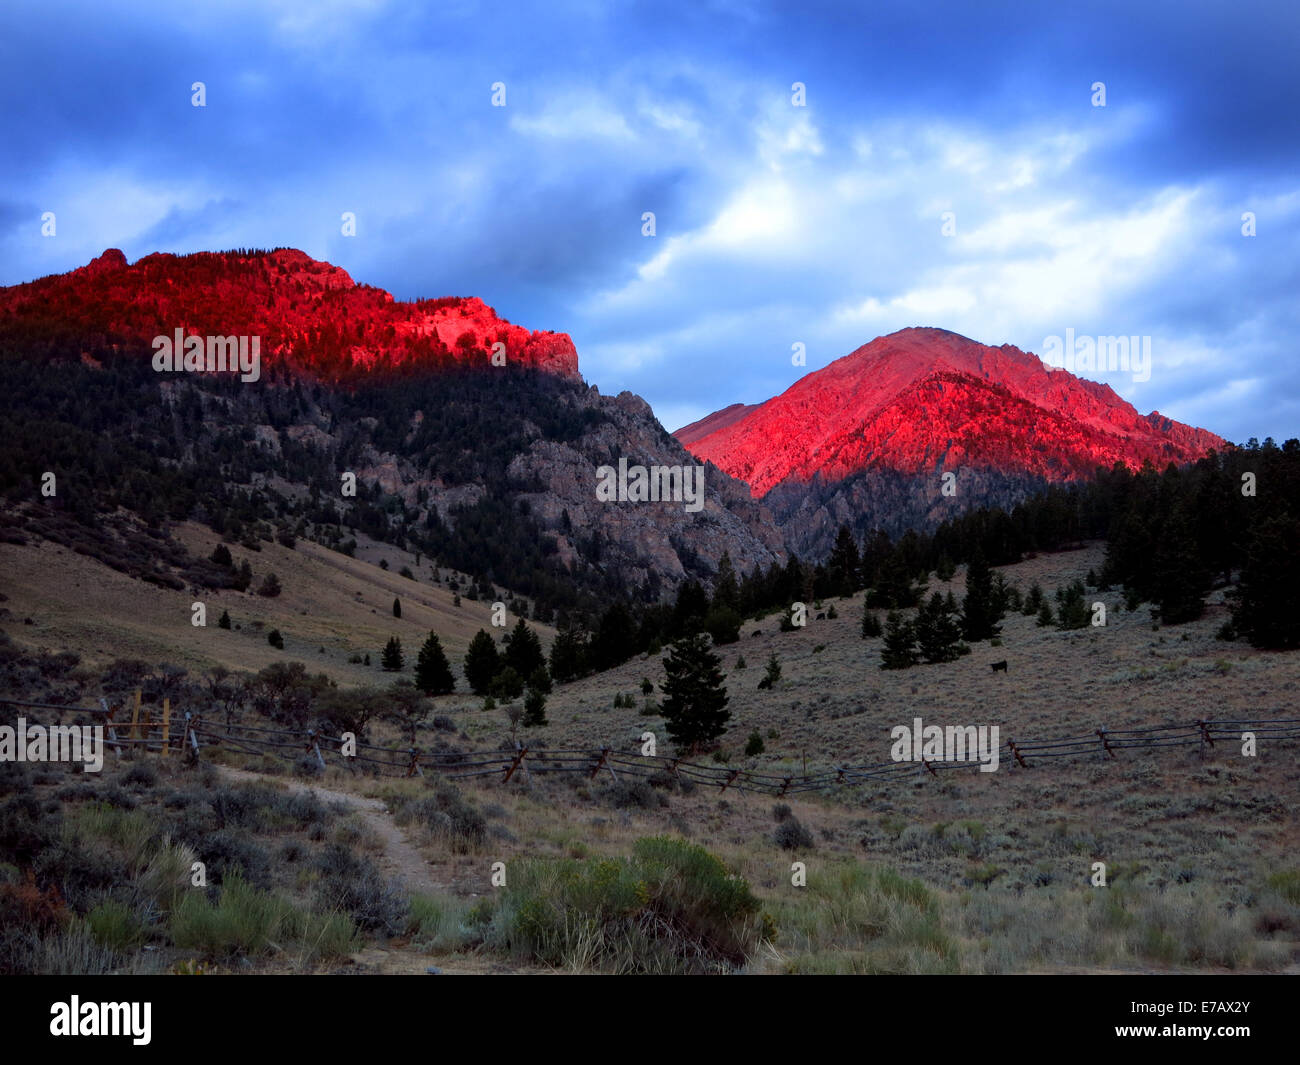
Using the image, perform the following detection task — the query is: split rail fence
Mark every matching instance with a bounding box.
[2,695,1297,798]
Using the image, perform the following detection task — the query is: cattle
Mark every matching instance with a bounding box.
[990,660,1008,673]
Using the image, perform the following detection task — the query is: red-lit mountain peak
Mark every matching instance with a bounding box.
[675,327,1226,496]
[0,248,580,380]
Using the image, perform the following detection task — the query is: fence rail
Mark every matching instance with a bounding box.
[2,696,1296,798]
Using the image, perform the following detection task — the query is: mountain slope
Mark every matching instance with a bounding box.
[676,327,1226,555]
[0,250,785,614]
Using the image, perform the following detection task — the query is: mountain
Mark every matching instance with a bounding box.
[0,250,785,615]
[675,327,1227,557]
[0,247,579,379]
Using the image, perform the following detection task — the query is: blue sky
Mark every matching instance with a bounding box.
[3,0,1297,444]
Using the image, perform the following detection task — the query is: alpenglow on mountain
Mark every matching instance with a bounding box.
[675,327,1226,557]
[0,249,785,613]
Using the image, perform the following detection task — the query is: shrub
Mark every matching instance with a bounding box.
[389,783,486,854]
[312,846,408,935]
[86,899,146,952]
[745,730,765,756]
[489,837,768,973]
[170,873,296,958]
[267,629,284,650]
[774,817,815,851]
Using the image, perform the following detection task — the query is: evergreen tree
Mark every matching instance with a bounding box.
[381,636,404,672]
[861,608,883,639]
[879,611,919,670]
[489,666,524,700]
[827,525,861,598]
[549,626,589,683]
[392,597,402,618]
[503,618,545,679]
[527,665,552,696]
[1054,581,1091,630]
[704,606,742,645]
[414,631,455,695]
[869,552,925,609]
[218,609,232,630]
[757,653,782,690]
[1234,516,1300,649]
[523,667,550,726]
[712,551,740,612]
[915,592,966,664]
[463,629,500,695]
[1150,508,1210,624]
[257,572,282,597]
[660,633,731,753]
[268,629,284,650]
[1023,582,1044,616]
[591,601,637,671]
[210,543,233,567]
[961,550,1002,642]
[670,580,710,638]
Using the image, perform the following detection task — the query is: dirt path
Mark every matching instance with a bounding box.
[214,765,436,889]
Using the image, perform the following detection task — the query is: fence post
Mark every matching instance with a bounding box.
[405,747,422,778]
[185,712,200,757]
[1197,720,1213,761]
[922,758,938,777]
[502,744,528,784]
[720,768,741,792]
[161,698,170,756]
[1007,738,1027,768]
[99,698,122,757]
[778,777,792,796]
[308,729,326,771]
[1096,726,1113,762]
[130,688,141,745]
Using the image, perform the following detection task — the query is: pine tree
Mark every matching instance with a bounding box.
[218,609,232,630]
[503,618,545,679]
[757,653,781,689]
[381,636,404,672]
[392,597,402,618]
[591,601,638,670]
[827,525,861,598]
[549,626,589,683]
[861,608,883,638]
[522,687,548,727]
[1150,509,1210,624]
[712,551,740,612]
[961,550,1002,642]
[414,631,455,695]
[1234,516,1300,649]
[463,630,500,695]
[915,592,966,663]
[879,611,919,670]
[660,633,731,753]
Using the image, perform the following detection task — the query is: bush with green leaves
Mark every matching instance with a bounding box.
[488,837,770,973]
